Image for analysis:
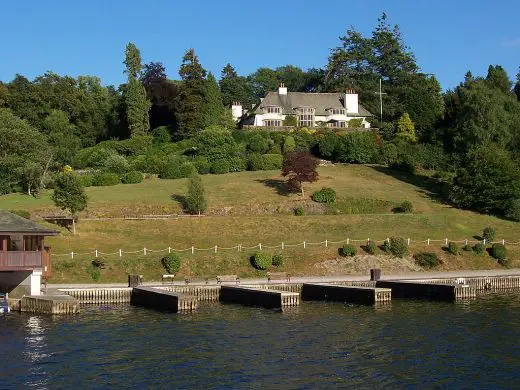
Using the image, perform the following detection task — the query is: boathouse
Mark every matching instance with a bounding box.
[0,210,58,298]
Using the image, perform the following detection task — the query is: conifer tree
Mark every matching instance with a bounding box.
[124,43,151,137]
[176,49,207,138]
[396,112,416,142]
[185,174,207,215]
[219,63,253,107]
[514,67,520,101]
[202,72,226,129]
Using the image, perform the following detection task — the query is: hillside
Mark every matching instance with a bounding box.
[1,165,519,283]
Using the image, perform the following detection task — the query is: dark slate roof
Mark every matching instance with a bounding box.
[253,92,373,117]
[0,210,58,235]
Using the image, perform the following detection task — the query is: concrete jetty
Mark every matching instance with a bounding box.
[130,287,198,312]
[20,295,79,314]
[219,286,300,310]
[301,283,391,305]
[376,281,476,301]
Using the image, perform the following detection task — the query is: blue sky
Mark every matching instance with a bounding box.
[1,0,519,90]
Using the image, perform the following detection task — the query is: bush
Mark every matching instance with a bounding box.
[394,200,413,213]
[184,174,207,215]
[211,159,230,174]
[463,244,472,252]
[247,154,264,171]
[365,241,377,255]
[161,253,181,274]
[193,157,211,174]
[414,252,440,268]
[261,154,283,170]
[92,172,120,186]
[382,240,391,254]
[389,237,408,257]
[103,154,130,174]
[152,126,171,144]
[252,252,271,270]
[272,254,284,267]
[267,144,282,155]
[473,242,486,255]
[78,174,94,187]
[9,209,30,219]
[121,171,143,184]
[248,134,269,153]
[340,244,357,257]
[180,162,197,178]
[447,242,459,256]
[483,227,496,243]
[506,199,520,221]
[283,136,296,153]
[312,188,337,203]
[87,266,101,282]
[334,132,379,164]
[389,161,416,175]
[294,206,304,216]
[491,243,508,264]
[159,156,187,179]
[228,157,247,172]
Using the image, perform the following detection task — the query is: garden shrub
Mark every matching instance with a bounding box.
[267,144,282,155]
[506,199,520,221]
[87,266,101,282]
[161,253,181,274]
[491,243,508,264]
[252,252,271,270]
[463,244,472,252]
[381,143,398,165]
[152,126,171,144]
[180,162,197,178]
[247,153,264,171]
[340,244,357,257]
[228,157,247,172]
[473,242,486,255]
[78,174,94,187]
[334,132,379,164]
[272,254,284,267]
[121,171,143,184]
[394,200,413,213]
[389,237,408,257]
[414,252,440,269]
[92,172,120,186]
[382,240,391,254]
[211,159,230,174]
[159,156,185,179]
[483,227,496,243]
[312,188,337,203]
[248,134,269,153]
[447,242,459,256]
[261,154,283,170]
[365,241,377,255]
[193,157,211,174]
[283,136,296,153]
[318,132,338,160]
[294,206,304,216]
[9,209,30,219]
[103,154,130,174]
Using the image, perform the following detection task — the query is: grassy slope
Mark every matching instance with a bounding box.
[1,165,518,283]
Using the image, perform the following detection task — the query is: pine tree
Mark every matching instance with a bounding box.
[396,112,416,142]
[123,43,151,137]
[219,63,254,107]
[202,72,226,129]
[185,174,207,215]
[486,65,513,94]
[176,49,207,138]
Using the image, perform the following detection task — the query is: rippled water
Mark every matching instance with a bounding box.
[2,293,520,389]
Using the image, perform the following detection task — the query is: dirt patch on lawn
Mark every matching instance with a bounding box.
[314,254,423,275]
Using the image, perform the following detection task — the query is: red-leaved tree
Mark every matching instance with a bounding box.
[282,152,319,197]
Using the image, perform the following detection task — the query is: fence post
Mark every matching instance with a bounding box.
[282,242,284,250]
[144,247,147,256]
[95,249,98,258]
[407,238,410,246]
[367,238,370,245]
[259,243,262,251]
[303,241,306,249]
[445,238,448,246]
[168,247,171,254]
[427,239,430,246]
[483,238,486,245]
[325,240,328,247]
[503,239,505,245]
[191,246,194,254]
[347,238,350,245]
[465,239,468,246]
[119,249,122,257]
[214,245,217,253]
[71,251,74,259]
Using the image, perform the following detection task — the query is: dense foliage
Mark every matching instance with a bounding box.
[414,252,440,268]
[161,253,181,274]
[52,173,87,219]
[252,252,272,270]
[388,237,408,257]
[184,174,207,215]
[340,244,357,257]
[312,188,337,203]
[491,243,508,265]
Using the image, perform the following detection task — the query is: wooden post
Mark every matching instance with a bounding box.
[191,246,194,254]
[325,240,328,247]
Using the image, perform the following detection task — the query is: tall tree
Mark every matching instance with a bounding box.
[176,48,207,138]
[185,173,207,215]
[486,65,512,94]
[124,42,151,137]
[202,72,226,129]
[52,172,88,234]
[219,63,253,107]
[42,110,81,166]
[513,67,520,101]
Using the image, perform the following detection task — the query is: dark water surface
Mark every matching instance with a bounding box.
[1,293,520,389]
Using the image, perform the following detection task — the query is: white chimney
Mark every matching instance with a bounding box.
[278,82,287,95]
[345,89,359,114]
[231,102,243,122]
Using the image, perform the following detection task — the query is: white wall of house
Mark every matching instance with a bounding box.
[253,113,370,128]
[0,269,42,298]
[231,104,243,122]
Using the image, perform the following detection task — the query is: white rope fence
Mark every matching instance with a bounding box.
[53,237,517,258]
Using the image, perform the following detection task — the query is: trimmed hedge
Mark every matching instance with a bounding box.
[211,159,230,174]
[78,174,94,187]
[252,252,271,270]
[414,252,440,268]
[121,171,143,184]
[272,254,284,267]
[228,157,247,172]
[389,237,408,257]
[193,157,211,174]
[491,243,508,264]
[161,253,181,274]
[312,188,337,203]
[340,244,357,257]
[92,172,120,186]
[248,154,283,171]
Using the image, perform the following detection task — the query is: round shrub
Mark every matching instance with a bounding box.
[294,206,304,216]
[400,201,413,213]
[389,237,408,258]
[365,241,377,255]
[382,240,391,254]
[272,254,284,267]
[228,157,247,172]
[267,144,282,155]
[473,242,486,255]
[103,154,130,174]
[283,136,296,153]
[312,188,337,203]
[463,244,472,252]
[211,159,230,174]
[247,153,264,171]
[248,134,269,153]
[161,253,181,274]
[414,252,440,269]
[121,171,143,184]
[92,172,120,186]
[340,244,357,257]
[491,243,508,264]
[447,242,459,256]
[193,157,211,174]
[180,162,197,178]
[483,227,496,243]
[252,252,271,270]
[78,174,94,187]
[261,154,283,170]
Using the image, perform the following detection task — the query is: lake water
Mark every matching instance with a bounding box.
[1,293,520,389]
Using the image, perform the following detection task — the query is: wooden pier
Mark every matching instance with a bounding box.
[219,286,300,310]
[59,287,132,304]
[130,287,198,312]
[20,295,79,314]
[301,283,391,305]
[376,281,476,301]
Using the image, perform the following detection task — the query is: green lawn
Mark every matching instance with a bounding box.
[1,165,518,283]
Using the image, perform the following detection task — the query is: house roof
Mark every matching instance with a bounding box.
[252,91,373,117]
[0,210,58,235]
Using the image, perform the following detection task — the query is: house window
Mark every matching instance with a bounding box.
[263,120,282,127]
[264,106,281,114]
[328,121,346,128]
[328,108,345,115]
[297,107,315,127]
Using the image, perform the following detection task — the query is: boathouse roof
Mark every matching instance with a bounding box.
[0,210,58,235]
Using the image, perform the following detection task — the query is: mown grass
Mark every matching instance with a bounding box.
[2,164,519,283]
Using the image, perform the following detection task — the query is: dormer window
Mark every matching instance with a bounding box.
[328,108,346,115]
[264,106,281,114]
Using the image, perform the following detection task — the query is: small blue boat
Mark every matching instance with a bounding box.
[0,293,10,314]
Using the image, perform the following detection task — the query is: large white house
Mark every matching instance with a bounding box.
[234,84,372,129]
